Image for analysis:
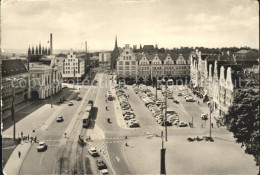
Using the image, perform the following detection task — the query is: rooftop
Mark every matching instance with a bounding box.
[2,59,28,77]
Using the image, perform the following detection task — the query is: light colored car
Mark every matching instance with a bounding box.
[179,121,188,127]
[68,101,73,106]
[88,147,99,157]
[56,116,64,122]
[37,141,47,152]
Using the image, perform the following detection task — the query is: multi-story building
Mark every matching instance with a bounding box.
[190,49,258,118]
[117,44,138,82]
[62,49,85,82]
[2,59,29,112]
[29,56,63,99]
[117,44,190,84]
[99,52,111,63]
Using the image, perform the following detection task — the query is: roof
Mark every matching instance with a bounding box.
[235,50,250,54]
[142,45,155,52]
[2,59,28,77]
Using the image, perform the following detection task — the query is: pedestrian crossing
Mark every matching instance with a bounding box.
[88,141,111,167]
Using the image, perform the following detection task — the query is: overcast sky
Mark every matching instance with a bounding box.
[1,0,259,52]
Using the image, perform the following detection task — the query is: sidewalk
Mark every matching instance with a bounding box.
[3,141,33,175]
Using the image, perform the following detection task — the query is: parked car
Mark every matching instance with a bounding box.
[68,101,73,106]
[76,97,82,101]
[100,169,109,175]
[173,100,179,104]
[88,147,99,157]
[129,122,140,128]
[186,98,195,102]
[37,141,47,152]
[179,121,188,127]
[178,93,182,96]
[96,159,107,170]
[56,116,64,122]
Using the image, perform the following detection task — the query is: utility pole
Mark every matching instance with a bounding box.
[160,131,166,175]
[51,66,54,108]
[164,82,168,141]
[0,60,3,175]
[73,67,75,89]
[209,103,213,138]
[156,77,158,99]
[11,80,16,141]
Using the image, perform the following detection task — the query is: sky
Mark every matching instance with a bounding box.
[1,0,259,52]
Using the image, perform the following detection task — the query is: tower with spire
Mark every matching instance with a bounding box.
[111,35,120,70]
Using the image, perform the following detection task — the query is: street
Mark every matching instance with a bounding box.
[3,66,258,175]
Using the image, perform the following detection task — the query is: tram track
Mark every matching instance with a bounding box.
[56,72,102,174]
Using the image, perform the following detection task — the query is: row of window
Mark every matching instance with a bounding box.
[63,71,78,74]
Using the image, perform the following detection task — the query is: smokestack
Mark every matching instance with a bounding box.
[85,41,87,53]
[50,33,53,55]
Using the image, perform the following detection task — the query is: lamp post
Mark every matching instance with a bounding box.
[160,131,166,175]
[164,81,168,141]
[7,78,20,141]
[209,102,213,138]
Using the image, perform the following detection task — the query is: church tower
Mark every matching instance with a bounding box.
[111,35,120,70]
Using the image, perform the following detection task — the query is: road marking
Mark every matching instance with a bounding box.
[39,153,45,165]
[116,156,120,162]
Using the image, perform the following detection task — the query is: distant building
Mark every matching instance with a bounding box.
[142,45,155,53]
[110,36,120,70]
[99,52,111,63]
[116,44,190,84]
[2,59,29,112]
[62,49,85,82]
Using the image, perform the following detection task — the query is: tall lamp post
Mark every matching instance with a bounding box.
[209,102,214,138]
[160,131,166,175]
[164,81,168,141]
[8,78,20,141]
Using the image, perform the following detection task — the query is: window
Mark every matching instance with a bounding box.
[119,61,123,65]
[132,66,136,70]
[129,56,131,60]
[119,66,123,70]
[125,61,130,65]
[132,61,136,65]
[125,66,130,70]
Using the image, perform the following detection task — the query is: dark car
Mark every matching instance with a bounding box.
[76,97,82,101]
[96,159,107,170]
[173,100,179,104]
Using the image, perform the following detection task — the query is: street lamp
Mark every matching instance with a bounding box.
[7,78,21,141]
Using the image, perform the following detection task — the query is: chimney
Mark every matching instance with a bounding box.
[50,33,53,55]
[85,41,87,53]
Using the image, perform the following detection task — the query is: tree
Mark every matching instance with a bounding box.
[224,89,260,166]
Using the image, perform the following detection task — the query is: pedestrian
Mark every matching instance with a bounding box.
[64,133,67,138]
[211,123,214,128]
[34,136,37,142]
[18,151,21,158]
[201,123,203,128]
[21,131,23,138]
[27,134,30,141]
[241,142,244,148]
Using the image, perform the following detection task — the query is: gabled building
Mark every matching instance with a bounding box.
[117,44,190,84]
[62,49,85,82]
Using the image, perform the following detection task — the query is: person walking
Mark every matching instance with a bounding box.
[18,151,21,158]
[211,123,214,128]
[27,134,30,141]
[21,131,23,138]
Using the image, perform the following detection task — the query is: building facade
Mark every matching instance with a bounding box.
[62,49,85,82]
[117,44,138,80]
[190,49,258,118]
[29,56,63,100]
[117,44,190,84]
[2,59,29,112]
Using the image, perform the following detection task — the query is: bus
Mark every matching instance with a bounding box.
[107,91,113,101]
[82,111,91,128]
